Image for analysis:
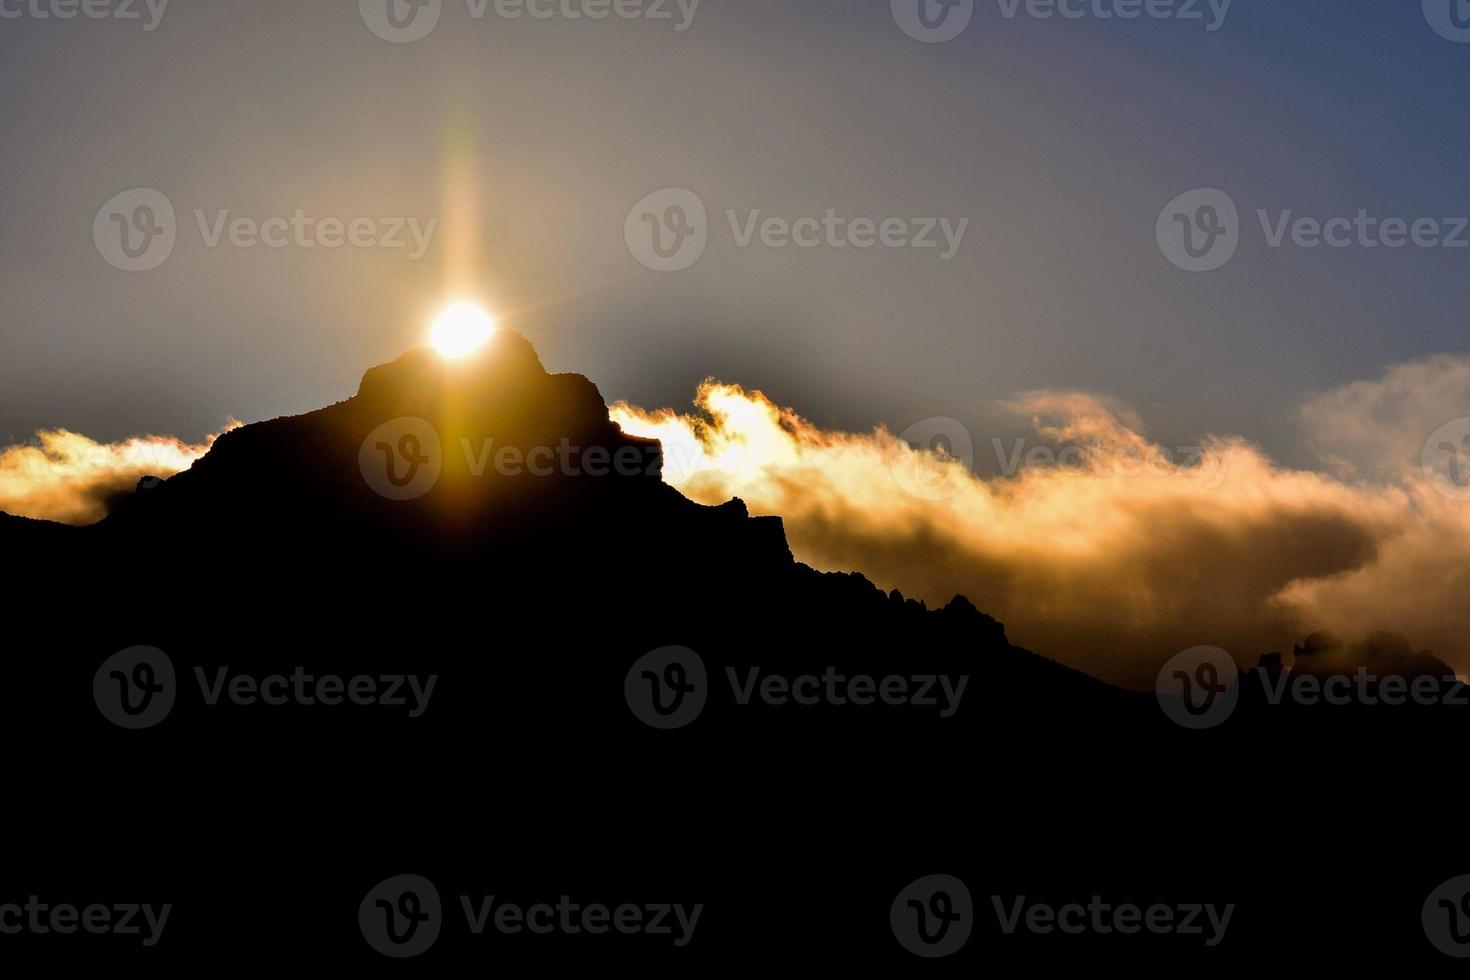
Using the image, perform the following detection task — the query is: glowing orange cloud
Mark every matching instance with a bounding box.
[0,425,238,526]
[612,358,1470,687]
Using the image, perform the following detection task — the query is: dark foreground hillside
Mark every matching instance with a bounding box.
[3,330,1465,970]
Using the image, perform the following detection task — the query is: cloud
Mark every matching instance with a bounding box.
[1302,353,1470,482]
[612,356,1470,688]
[7,354,1468,689]
[0,426,237,526]
[1285,355,1470,676]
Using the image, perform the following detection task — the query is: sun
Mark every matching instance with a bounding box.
[429,303,497,359]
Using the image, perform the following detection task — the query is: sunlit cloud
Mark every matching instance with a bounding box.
[0,425,238,526]
[7,353,1468,689]
[613,355,1470,687]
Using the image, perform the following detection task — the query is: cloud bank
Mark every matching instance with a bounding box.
[612,355,1470,687]
[0,426,235,526]
[4,355,1465,688]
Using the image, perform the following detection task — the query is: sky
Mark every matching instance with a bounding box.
[2,0,1467,462]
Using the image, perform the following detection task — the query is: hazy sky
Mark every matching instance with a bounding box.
[2,0,1467,467]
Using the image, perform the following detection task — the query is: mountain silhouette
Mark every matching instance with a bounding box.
[3,329,1463,969]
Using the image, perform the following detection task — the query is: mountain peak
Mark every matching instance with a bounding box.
[356,329,547,406]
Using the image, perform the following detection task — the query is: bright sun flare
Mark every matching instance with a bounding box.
[429,303,497,359]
